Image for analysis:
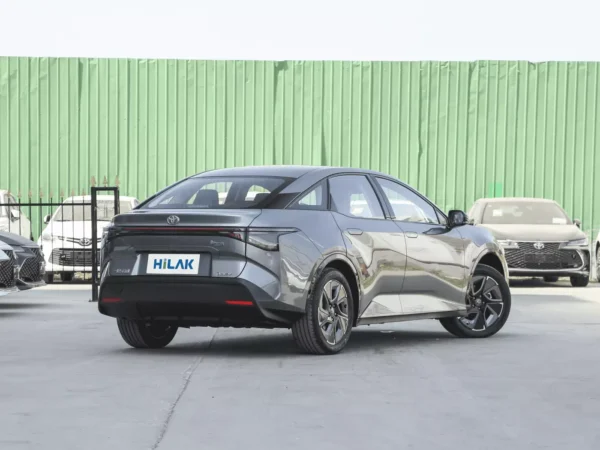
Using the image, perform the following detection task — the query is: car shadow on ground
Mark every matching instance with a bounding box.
[119,328,516,358]
[0,301,60,318]
[509,278,585,288]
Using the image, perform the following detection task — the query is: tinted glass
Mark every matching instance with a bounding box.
[54,200,133,222]
[329,176,384,219]
[376,178,439,224]
[289,182,325,210]
[145,176,289,209]
[482,202,571,225]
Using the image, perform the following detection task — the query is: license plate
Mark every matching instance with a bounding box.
[525,254,554,263]
[146,254,200,275]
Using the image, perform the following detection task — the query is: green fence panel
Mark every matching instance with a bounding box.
[1,58,599,238]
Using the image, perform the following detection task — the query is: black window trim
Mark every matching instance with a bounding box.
[326,173,388,221]
[371,175,447,226]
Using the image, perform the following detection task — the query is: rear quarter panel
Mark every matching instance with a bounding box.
[249,210,347,311]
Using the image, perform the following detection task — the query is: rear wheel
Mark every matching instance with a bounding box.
[440,265,511,338]
[570,276,589,287]
[292,268,354,355]
[543,276,559,283]
[117,318,178,349]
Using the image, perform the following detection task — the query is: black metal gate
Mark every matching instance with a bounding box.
[0,187,119,299]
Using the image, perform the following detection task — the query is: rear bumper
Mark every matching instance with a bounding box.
[98,276,301,328]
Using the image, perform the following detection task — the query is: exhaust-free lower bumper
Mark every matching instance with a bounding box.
[98,276,302,328]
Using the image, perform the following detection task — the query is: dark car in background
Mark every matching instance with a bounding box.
[0,239,18,296]
[0,231,46,290]
[99,166,511,354]
[468,198,590,287]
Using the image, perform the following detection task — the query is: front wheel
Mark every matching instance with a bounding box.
[596,247,600,282]
[117,319,178,349]
[570,276,589,287]
[292,268,354,355]
[440,264,511,338]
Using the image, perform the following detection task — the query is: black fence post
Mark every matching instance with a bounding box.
[91,188,98,302]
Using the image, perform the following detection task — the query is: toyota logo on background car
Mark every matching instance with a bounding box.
[167,215,180,225]
[534,242,545,250]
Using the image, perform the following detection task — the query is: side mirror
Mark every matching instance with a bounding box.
[43,214,51,224]
[574,219,581,228]
[448,210,468,228]
[10,209,20,221]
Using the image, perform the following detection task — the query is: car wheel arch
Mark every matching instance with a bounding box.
[311,253,361,325]
[473,251,506,278]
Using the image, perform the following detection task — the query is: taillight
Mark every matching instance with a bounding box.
[246,228,297,251]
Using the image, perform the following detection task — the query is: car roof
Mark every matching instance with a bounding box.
[61,195,137,202]
[193,165,389,179]
[475,197,557,204]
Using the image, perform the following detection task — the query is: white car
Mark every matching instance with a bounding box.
[0,190,32,240]
[38,195,139,282]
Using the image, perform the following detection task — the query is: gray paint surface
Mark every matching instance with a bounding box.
[1,283,599,450]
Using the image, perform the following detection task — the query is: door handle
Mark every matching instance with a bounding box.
[347,228,363,236]
[405,232,418,239]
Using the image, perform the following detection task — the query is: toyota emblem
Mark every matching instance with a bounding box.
[80,238,92,247]
[533,242,545,250]
[167,215,180,225]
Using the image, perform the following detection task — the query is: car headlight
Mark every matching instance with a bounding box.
[565,238,588,247]
[42,233,63,241]
[497,239,519,249]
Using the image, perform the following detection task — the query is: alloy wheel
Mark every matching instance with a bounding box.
[596,250,600,281]
[318,280,350,345]
[459,275,505,331]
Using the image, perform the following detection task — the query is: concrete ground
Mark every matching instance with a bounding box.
[0,280,599,450]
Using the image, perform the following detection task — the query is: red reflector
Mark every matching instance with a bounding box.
[101,297,122,303]
[225,300,253,306]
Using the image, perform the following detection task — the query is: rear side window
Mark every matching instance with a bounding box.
[329,175,384,219]
[145,177,290,209]
[288,182,326,210]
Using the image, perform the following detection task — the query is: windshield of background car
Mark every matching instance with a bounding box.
[481,202,571,225]
[144,176,290,209]
[53,201,133,222]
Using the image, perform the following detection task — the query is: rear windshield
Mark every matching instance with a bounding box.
[144,176,289,209]
[482,201,571,225]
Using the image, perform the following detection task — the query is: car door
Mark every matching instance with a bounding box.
[373,177,468,313]
[328,174,407,320]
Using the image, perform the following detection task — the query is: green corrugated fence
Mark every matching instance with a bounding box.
[1,58,599,237]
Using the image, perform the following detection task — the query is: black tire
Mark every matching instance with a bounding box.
[292,268,355,355]
[570,276,589,287]
[117,318,178,349]
[44,272,54,284]
[543,276,559,283]
[440,264,511,338]
[60,272,74,282]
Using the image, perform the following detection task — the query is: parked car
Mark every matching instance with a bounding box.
[38,195,139,283]
[0,240,18,296]
[99,166,511,354]
[0,231,45,290]
[0,190,32,240]
[594,231,600,282]
[468,197,590,287]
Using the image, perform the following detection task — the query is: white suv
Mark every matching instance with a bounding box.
[38,195,138,282]
[0,190,32,240]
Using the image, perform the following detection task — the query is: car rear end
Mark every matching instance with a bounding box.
[98,175,310,328]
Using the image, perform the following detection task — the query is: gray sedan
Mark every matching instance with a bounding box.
[99,166,511,354]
